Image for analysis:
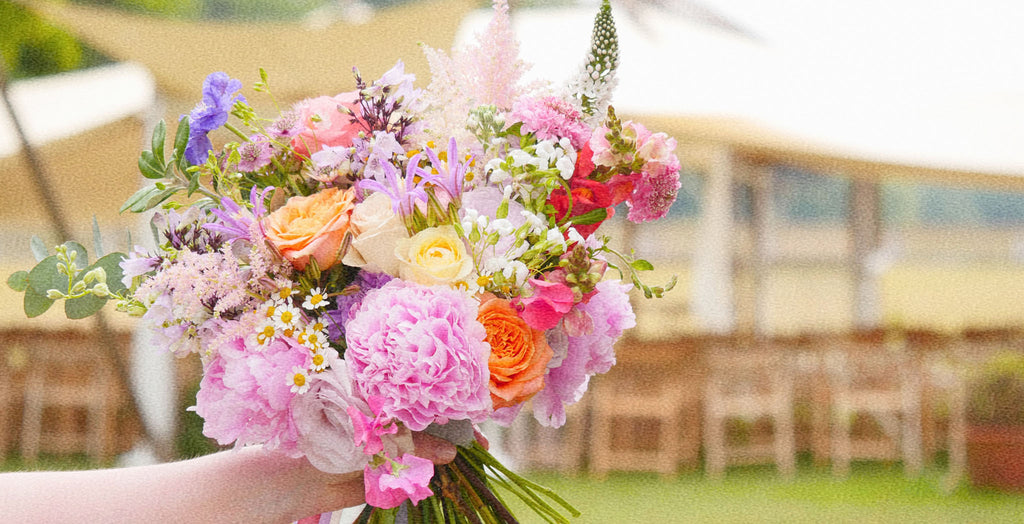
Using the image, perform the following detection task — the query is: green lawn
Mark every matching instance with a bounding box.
[5,456,1023,523]
[506,464,1024,524]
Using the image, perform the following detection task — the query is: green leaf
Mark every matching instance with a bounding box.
[65,293,106,319]
[92,216,104,257]
[62,241,90,268]
[138,150,165,179]
[23,284,54,318]
[30,236,48,262]
[91,252,128,294]
[27,255,66,298]
[174,117,191,171]
[151,120,166,162]
[569,207,608,226]
[7,270,28,292]
[630,258,654,271]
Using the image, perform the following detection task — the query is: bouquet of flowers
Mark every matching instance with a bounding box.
[9,1,679,522]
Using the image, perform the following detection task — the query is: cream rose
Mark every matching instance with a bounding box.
[264,187,356,271]
[395,225,473,286]
[341,192,409,276]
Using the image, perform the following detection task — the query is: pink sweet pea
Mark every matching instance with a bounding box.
[364,454,435,509]
[348,395,398,456]
[515,279,575,331]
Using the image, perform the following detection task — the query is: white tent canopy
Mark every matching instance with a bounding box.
[0,62,156,159]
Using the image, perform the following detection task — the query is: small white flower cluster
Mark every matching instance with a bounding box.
[484,137,577,186]
[247,286,337,394]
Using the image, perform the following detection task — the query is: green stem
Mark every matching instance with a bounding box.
[224,122,251,142]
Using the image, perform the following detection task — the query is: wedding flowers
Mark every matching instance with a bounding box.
[264,187,357,271]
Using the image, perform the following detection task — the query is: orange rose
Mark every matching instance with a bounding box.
[477,294,553,410]
[264,187,356,271]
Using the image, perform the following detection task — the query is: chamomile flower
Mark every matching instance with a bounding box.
[252,320,277,348]
[310,349,329,372]
[302,287,330,310]
[288,366,310,394]
[274,303,301,331]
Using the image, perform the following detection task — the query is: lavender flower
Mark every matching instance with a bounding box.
[425,137,473,203]
[185,72,245,165]
[205,185,272,243]
[357,153,438,217]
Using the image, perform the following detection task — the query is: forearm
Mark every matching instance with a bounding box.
[0,447,364,524]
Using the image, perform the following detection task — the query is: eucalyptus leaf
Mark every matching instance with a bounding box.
[7,270,28,292]
[29,236,48,262]
[88,252,128,294]
[151,120,166,162]
[27,255,66,298]
[23,284,55,318]
[65,293,106,319]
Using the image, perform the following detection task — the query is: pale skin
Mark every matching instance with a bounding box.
[0,432,458,524]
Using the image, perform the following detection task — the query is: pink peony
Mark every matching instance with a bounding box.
[509,96,591,150]
[531,280,635,427]
[344,280,492,431]
[290,93,361,158]
[514,279,575,331]
[363,453,435,509]
[194,335,311,454]
[291,359,371,474]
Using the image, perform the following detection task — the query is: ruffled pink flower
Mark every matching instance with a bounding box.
[514,279,575,331]
[627,159,681,222]
[344,280,492,431]
[531,280,635,427]
[364,453,435,509]
[509,96,591,150]
[194,335,310,454]
[290,93,361,158]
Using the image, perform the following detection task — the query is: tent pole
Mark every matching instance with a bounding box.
[0,63,172,462]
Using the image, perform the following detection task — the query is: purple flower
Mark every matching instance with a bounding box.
[344,280,491,431]
[205,185,272,243]
[424,137,472,202]
[324,271,393,342]
[119,246,160,288]
[358,154,438,217]
[236,135,274,172]
[185,72,245,165]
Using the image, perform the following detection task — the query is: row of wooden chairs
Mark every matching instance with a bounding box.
[507,330,1013,479]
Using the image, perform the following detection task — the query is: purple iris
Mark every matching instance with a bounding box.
[184,72,245,165]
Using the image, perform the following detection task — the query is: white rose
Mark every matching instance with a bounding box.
[341,192,409,276]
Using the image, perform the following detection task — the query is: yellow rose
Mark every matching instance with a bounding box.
[264,187,356,271]
[395,225,473,286]
[341,192,409,276]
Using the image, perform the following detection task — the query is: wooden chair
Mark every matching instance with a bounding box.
[19,333,120,463]
[589,339,702,478]
[703,336,796,479]
[504,396,589,474]
[825,330,922,477]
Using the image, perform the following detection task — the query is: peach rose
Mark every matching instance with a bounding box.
[264,187,356,271]
[290,92,361,158]
[394,225,473,286]
[341,192,409,276]
[478,294,553,409]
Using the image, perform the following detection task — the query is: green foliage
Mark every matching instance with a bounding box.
[967,351,1024,427]
[0,2,109,79]
[7,239,128,319]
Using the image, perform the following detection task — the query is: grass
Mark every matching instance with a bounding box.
[504,463,1024,524]
[5,455,1023,523]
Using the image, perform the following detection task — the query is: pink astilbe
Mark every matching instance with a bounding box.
[421,0,534,142]
[509,96,591,150]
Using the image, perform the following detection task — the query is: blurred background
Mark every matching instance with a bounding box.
[3,0,1024,521]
